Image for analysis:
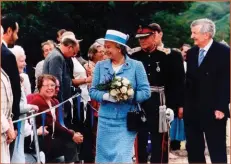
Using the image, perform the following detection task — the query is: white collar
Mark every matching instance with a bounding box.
[2,40,8,47]
[200,39,213,52]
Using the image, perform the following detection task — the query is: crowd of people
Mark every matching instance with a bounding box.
[1,14,230,164]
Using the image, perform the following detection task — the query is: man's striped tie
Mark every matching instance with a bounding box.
[198,49,205,66]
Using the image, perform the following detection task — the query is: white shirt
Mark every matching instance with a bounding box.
[112,64,123,73]
[20,73,31,96]
[2,40,8,47]
[183,61,187,73]
[72,57,90,102]
[200,39,213,57]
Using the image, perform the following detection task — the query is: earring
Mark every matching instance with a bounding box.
[118,50,121,53]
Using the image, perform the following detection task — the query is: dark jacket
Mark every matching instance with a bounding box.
[184,41,230,126]
[1,43,21,121]
[132,48,185,113]
[132,48,185,131]
[43,48,72,103]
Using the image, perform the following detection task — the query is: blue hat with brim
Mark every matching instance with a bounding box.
[96,30,131,50]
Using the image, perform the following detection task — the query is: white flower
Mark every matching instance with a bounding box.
[122,78,130,86]
[127,88,134,96]
[120,86,127,94]
[115,81,122,87]
[123,95,128,100]
[110,89,118,96]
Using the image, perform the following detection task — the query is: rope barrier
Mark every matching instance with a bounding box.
[12,92,99,124]
[12,93,80,123]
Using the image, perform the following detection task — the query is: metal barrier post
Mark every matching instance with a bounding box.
[31,111,41,163]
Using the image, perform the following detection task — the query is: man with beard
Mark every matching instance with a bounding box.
[131,23,185,163]
[1,15,21,126]
[1,14,21,158]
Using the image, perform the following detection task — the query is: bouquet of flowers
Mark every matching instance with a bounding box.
[96,74,134,102]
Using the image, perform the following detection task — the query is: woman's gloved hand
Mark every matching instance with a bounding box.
[166,108,174,123]
[103,93,117,103]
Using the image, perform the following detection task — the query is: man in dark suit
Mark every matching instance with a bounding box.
[1,15,21,124]
[184,18,230,163]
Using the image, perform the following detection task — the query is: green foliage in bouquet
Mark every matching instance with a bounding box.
[96,73,116,91]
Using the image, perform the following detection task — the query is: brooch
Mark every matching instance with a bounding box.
[156,62,160,72]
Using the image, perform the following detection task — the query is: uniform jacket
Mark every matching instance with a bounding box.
[184,41,230,126]
[132,48,185,113]
[90,56,151,119]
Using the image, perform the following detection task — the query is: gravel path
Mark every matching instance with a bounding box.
[169,147,230,164]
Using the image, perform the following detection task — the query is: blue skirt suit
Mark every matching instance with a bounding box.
[90,56,151,163]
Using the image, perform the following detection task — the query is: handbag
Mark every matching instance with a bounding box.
[127,103,147,131]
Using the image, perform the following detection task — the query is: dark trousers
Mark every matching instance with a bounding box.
[138,92,169,163]
[137,130,148,163]
[137,131,169,163]
[170,140,181,150]
[9,140,15,159]
[65,101,94,163]
[185,119,227,163]
[150,131,169,163]
[45,137,78,163]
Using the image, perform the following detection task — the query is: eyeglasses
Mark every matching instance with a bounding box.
[42,84,56,88]
[97,50,105,54]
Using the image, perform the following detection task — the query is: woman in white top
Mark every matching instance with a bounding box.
[9,45,39,163]
[72,56,91,109]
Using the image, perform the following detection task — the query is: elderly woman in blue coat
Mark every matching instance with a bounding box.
[90,29,151,163]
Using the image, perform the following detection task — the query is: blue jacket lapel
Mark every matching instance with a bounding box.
[103,59,115,75]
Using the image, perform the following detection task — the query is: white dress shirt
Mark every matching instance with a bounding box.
[200,39,213,57]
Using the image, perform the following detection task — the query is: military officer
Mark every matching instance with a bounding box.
[131,23,185,163]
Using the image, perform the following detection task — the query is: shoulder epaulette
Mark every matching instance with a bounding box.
[157,46,171,55]
[128,47,142,55]
[172,48,181,53]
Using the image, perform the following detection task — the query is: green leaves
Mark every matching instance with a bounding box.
[150,2,230,47]
[1,1,229,68]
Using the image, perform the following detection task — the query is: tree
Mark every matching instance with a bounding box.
[4,1,227,91]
